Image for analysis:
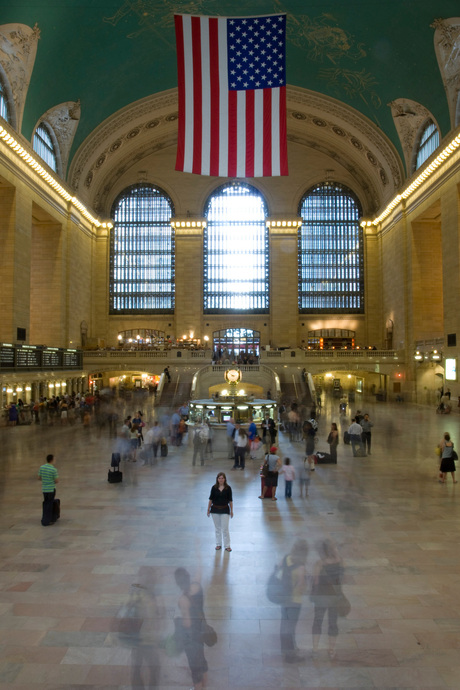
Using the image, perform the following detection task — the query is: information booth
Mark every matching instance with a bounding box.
[189,398,277,426]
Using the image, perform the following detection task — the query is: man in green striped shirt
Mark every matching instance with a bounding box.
[38,454,59,526]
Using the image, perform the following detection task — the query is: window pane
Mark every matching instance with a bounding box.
[109,184,175,314]
[298,182,364,313]
[415,121,440,170]
[33,123,57,172]
[0,80,9,122]
[204,183,269,313]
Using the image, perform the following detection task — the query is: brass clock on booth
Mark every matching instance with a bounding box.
[224,368,241,384]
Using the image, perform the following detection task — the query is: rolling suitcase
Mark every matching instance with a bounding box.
[108,468,123,483]
[260,476,273,498]
[316,452,335,464]
[108,453,123,483]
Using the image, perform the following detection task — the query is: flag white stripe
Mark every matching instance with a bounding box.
[254,91,264,177]
[181,16,194,174]
[217,18,228,177]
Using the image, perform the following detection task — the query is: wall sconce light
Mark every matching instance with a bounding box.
[414,350,423,361]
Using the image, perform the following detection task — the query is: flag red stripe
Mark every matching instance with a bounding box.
[245,90,255,178]
[228,90,238,177]
[263,89,272,177]
[209,17,220,177]
[191,17,203,175]
[174,15,186,172]
[279,86,288,176]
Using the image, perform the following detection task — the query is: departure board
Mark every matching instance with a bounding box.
[42,349,61,367]
[16,348,41,368]
[0,346,15,368]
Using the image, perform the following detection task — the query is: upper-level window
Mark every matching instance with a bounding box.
[204,182,269,313]
[414,120,440,171]
[0,78,10,123]
[109,184,175,314]
[33,123,58,172]
[299,182,364,313]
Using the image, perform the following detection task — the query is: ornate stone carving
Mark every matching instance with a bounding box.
[68,90,178,190]
[431,18,460,127]
[286,86,404,194]
[0,23,40,130]
[39,100,80,175]
[388,98,437,174]
[69,85,404,216]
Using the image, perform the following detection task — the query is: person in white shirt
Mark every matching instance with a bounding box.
[348,418,365,457]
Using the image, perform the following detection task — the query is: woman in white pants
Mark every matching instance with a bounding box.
[207,472,233,552]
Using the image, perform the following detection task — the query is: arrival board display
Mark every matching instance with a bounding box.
[62,351,80,367]
[0,346,15,368]
[42,349,61,367]
[16,348,41,368]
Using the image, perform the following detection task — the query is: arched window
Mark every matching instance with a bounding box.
[0,77,10,123]
[414,120,440,171]
[204,182,269,313]
[109,184,175,313]
[33,123,58,172]
[298,182,364,313]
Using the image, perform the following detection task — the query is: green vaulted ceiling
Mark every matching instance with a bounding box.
[1,0,459,168]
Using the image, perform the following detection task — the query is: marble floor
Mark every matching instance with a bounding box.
[1,396,460,689]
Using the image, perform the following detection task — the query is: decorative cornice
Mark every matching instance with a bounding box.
[287,86,404,193]
[67,90,178,192]
[68,85,405,216]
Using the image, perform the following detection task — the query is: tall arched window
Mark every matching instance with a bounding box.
[0,77,10,123]
[33,123,59,172]
[298,182,364,313]
[109,184,175,313]
[414,120,440,171]
[204,182,269,313]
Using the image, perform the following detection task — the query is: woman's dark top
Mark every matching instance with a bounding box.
[185,586,205,633]
[311,561,344,604]
[209,485,233,514]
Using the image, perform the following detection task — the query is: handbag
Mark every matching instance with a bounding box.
[201,620,217,647]
[336,592,351,618]
[435,446,441,457]
[453,450,458,461]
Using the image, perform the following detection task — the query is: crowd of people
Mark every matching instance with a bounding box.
[30,382,460,687]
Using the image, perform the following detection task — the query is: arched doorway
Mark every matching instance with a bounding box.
[213,328,260,361]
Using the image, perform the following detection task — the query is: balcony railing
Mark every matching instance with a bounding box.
[82,347,400,366]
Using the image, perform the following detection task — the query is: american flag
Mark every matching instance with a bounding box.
[174,13,288,178]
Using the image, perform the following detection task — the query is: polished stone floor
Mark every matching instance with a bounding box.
[1,396,460,689]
